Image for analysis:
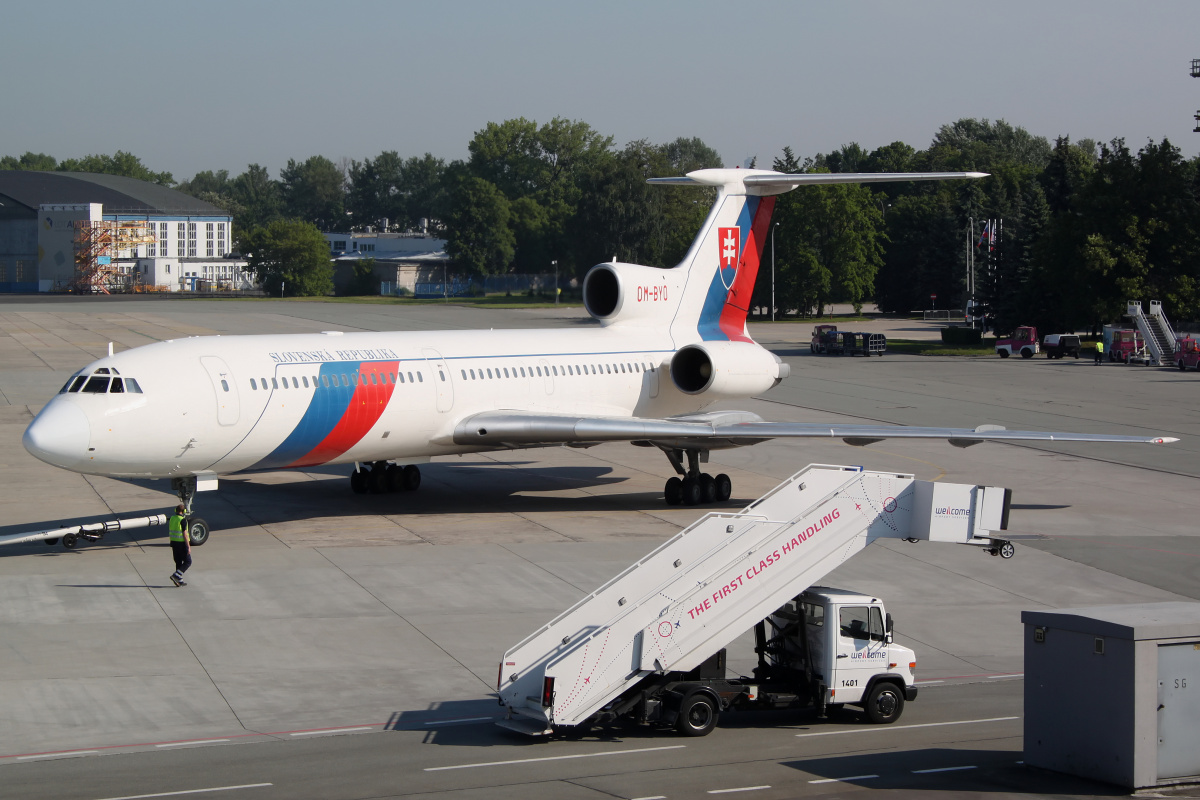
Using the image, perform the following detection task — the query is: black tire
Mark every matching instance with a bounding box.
[62,533,78,550]
[1179,360,1186,372]
[187,518,210,547]
[681,477,702,506]
[386,464,405,492]
[998,350,1009,358]
[999,541,1015,559]
[664,477,683,506]
[368,468,388,494]
[1021,348,1033,359]
[714,473,732,502]
[699,473,717,504]
[676,693,719,737]
[402,464,421,491]
[810,343,816,353]
[350,470,368,494]
[864,681,904,724]
[45,538,59,546]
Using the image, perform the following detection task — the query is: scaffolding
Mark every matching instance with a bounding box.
[71,220,157,294]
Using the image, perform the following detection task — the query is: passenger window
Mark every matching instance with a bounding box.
[839,607,872,641]
[399,372,406,384]
[536,367,542,376]
[331,375,340,387]
[341,374,349,386]
[302,376,309,388]
[487,369,493,379]
[439,371,445,381]
[83,376,110,393]
[470,369,476,380]
[416,372,422,382]
[520,367,526,377]
[111,379,126,393]
[351,374,359,386]
[292,377,299,388]
[552,366,558,376]
[125,378,143,393]
[271,378,279,390]
[220,380,229,392]
[322,375,330,388]
[461,370,467,379]
[389,372,396,383]
[251,378,258,390]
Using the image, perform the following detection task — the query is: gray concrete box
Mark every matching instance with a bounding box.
[1023,602,1200,789]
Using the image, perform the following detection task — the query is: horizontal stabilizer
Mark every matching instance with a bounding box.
[648,168,988,194]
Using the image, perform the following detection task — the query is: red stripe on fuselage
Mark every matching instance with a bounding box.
[718,196,776,342]
[292,361,398,467]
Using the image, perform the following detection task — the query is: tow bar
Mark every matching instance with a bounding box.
[0,514,168,550]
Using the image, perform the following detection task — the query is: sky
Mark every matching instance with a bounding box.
[3,1,1199,181]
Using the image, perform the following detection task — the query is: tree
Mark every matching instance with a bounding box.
[0,152,57,170]
[57,151,174,185]
[444,177,515,275]
[242,219,333,297]
[280,156,346,230]
[230,164,283,233]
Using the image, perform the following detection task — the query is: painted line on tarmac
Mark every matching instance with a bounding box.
[631,796,667,800]
[913,765,977,774]
[425,744,687,771]
[987,673,1023,679]
[423,716,492,725]
[156,739,230,748]
[914,680,944,685]
[796,716,1019,738]
[707,786,771,794]
[809,775,879,784]
[93,784,272,800]
[290,726,373,737]
[17,750,98,760]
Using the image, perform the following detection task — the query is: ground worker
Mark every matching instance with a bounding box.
[168,505,191,587]
[1094,339,1105,365]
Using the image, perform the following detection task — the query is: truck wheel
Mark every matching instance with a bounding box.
[864,682,904,724]
[999,541,1015,559]
[1021,348,1033,359]
[998,350,1009,358]
[1179,360,1186,371]
[676,694,719,736]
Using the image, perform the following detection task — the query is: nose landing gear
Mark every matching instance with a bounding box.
[660,448,732,507]
[170,476,210,546]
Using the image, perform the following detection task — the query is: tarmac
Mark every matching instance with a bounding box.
[0,296,1197,799]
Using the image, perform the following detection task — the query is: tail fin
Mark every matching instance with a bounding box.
[654,168,987,345]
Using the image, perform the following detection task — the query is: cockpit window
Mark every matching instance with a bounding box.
[110,379,125,393]
[82,376,110,393]
[62,375,85,393]
[125,378,143,393]
[95,368,110,374]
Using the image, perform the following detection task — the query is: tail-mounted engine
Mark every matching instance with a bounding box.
[669,342,790,398]
[583,262,684,327]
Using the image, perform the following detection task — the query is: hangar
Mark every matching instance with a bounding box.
[0,171,251,293]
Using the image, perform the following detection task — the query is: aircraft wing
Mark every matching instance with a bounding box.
[450,410,1177,450]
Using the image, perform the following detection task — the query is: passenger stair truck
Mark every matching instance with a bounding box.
[497,464,1012,738]
[1128,300,1177,366]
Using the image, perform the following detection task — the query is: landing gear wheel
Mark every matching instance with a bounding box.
[386,464,405,492]
[401,464,421,491]
[62,533,78,550]
[714,473,732,502]
[864,682,904,724]
[675,694,719,737]
[998,540,1015,559]
[368,468,389,494]
[664,477,683,506]
[699,473,717,504]
[45,538,59,546]
[350,470,368,494]
[186,518,210,547]
[681,477,702,506]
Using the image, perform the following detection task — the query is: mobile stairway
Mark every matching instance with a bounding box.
[1128,300,1177,366]
[497,463,1010,734]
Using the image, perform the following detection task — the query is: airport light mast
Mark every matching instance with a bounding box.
[1193,58,1199,132]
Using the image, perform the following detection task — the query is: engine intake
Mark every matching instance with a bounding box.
[669,342,788,398]
[582,262,682,326]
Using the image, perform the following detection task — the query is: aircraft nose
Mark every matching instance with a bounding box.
[23,400,91,469]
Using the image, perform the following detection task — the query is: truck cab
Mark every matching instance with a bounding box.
[996,326,1039,358]
[1043,334,1081,359]
[1175,338,1200,371]
[760,587,916,721]
[811,325,838,354]
[1109,329,1145,363]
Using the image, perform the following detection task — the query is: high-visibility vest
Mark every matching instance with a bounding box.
[1097,341,1105,353]
[168,514,189,542]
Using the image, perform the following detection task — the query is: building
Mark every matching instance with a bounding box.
[323,231,451,295]
[0,171,252,293]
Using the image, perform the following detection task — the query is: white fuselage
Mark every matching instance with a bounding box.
[31,324,724,480]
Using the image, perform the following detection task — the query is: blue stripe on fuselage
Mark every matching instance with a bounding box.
[250,362,360,470]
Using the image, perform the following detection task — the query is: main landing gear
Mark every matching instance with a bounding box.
[170,476,211,546]
[660,448,732,507]
[350,462,422,495]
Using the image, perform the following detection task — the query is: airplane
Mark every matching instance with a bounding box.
[21,168,1177,547]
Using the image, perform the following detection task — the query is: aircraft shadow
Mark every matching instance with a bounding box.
[780,747,1125,795]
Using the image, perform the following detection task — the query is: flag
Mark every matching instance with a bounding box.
[977,221,992,250]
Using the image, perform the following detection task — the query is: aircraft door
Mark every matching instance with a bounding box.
[200,356,240,426]
[537,358,555,395]
[422,348,454,412]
